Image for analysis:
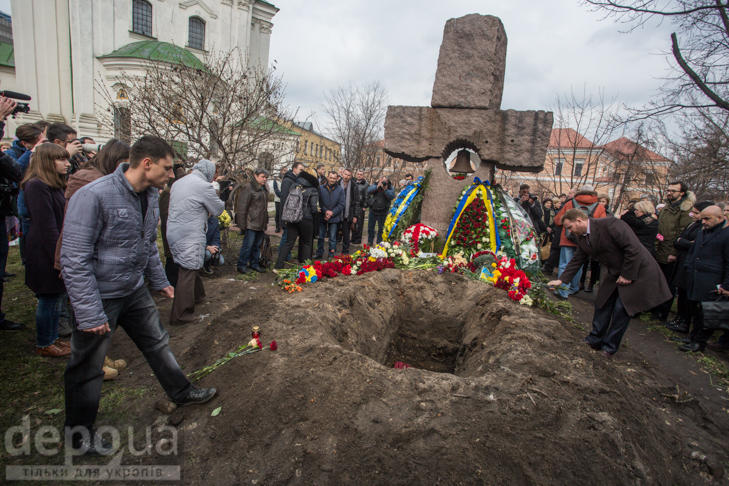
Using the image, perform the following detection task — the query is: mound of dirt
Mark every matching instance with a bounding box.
[165,269,725,485]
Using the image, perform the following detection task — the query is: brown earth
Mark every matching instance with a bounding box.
[93,249,729,486]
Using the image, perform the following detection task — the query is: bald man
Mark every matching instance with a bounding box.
[680,205,729,352]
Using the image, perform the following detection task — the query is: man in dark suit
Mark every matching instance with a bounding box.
[679,205,729,352]
[548,208,672,357]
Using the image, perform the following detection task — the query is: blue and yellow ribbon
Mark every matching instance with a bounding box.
[382,177,423,241]
[442,178,500,256]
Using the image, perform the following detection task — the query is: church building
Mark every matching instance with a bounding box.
[0,0,278,141]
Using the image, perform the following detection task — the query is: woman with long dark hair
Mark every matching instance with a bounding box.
[22,143,70,356]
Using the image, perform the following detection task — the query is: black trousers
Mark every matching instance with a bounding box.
[165,257,180,288]
[580,259,601,286]
[652,262,676,317]
[64,285,191,434]
[586,289,632,355]
[275,201,281,230]
[275,219,313,269]
[676,287,693,324]
[351,211,365,244]
[688,300,715,344]
[340,218,352,254]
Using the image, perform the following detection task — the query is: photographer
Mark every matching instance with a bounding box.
[514,184,544,233]
[0,145,22,331]
[202,214,224,273]
[47,123,83,175]
[367,176,395,246]
[0,94,18,139]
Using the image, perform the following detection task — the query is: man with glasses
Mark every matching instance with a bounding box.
[653,181,696,321]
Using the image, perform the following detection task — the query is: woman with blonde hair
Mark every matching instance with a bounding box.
[621,200,658,258]
[21,143,71,356]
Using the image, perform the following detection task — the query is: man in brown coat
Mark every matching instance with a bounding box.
[548,208,672,357]
[236,168,270,273]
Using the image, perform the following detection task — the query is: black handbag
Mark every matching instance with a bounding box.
[700,293,729,332]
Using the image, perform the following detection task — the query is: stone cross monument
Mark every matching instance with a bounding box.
[384,14,553,234]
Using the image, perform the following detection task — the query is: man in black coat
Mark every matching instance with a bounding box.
[514,184,544,233]
[679,206,729,352]
[339,168,360,254]
[277,162,304,262]
[352,170,368,244]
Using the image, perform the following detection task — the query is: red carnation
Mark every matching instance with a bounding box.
[269,341,277,351]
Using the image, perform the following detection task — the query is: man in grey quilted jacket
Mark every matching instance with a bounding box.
[167,159,225,326]
[61,136,216,456]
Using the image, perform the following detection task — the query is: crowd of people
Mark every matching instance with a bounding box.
[0,100,727,453]
[528,180,729,357]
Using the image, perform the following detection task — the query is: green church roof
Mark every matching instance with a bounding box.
[0,42,14,68]
[98,41,204,70]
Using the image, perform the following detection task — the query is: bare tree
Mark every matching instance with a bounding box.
[583,0,729,117]
[666,109,729,200]
[501,87,620,198]
[96,48,296,178]
[604,121,673,210]
[320,81,388,174]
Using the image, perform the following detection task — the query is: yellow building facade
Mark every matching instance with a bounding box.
[287,121,341,172]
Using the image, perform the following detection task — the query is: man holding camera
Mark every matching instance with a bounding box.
[367,176,395,246]
[514,184,545,234]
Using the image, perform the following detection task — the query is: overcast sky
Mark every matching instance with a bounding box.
[268,0,675,135]
[0,0,676,138]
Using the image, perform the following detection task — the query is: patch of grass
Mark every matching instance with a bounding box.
[646,323,679,340]
[695,354,729,386]
[639,314,655,323]
[99,385,148,418]
[235,272,261,281]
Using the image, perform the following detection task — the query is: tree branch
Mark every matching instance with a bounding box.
[671,32,729,111]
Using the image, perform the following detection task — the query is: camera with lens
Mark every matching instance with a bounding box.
[0,91,32,119]
[71,139,105,153]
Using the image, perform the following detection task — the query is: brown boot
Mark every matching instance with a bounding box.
[54,338,71,349]
[104,356,127,372]
[103,366,119,381]
[36,344,71,357]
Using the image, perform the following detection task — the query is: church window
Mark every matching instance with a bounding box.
[132,0,153,37]
[188,17,205,50]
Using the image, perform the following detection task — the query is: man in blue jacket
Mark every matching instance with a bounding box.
[61,136,216,456]
[316,171,345,259]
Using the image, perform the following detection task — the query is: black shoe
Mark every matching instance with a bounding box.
[237,267,249,274]
[0,320,24,331]
[174,386,217,407]
[252,266,266,273]
[650,312,663,321]
[583,338,600,350]
[667,316,682,327]
[584,284,594,293]
[671,337,692,343]
[202,264,213,274]
[679,341,705,353]
[275,228,281,233]
[666,322,689,333]
[71,430,115,456]
[706,341,729,353]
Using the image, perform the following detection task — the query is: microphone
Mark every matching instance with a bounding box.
[0,91,31,101]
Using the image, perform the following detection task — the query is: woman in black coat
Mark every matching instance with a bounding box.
[665,201,714,333]
[22,143,71,357]
[620,201,658,258]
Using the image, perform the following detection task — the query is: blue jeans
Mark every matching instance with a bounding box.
[36,293,64,347]
[277,228,292,261]
[64,285,191,433]
[204,249,225,266]
[368,212,388,245]
[237,229,265,270]
[557,245,583,298]
[316,221,338,257]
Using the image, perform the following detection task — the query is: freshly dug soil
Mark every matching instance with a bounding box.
[140,269,728,485]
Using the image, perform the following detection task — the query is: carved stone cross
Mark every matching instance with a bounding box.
[384,14,553,234]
